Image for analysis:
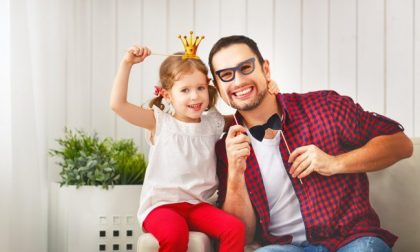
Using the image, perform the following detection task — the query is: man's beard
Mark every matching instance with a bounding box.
[230,86,268,111]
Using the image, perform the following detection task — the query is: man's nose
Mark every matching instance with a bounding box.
[234,70,246,85]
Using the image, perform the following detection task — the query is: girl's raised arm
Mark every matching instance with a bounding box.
[110,46,156,131]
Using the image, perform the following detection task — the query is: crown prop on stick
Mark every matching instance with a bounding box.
[178,31,205,60]
[151,31,204,59]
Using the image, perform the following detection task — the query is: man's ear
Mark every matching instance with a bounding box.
[263,60,271,82]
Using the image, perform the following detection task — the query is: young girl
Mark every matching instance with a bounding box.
[110,45,246,252]
[110,45,277,252]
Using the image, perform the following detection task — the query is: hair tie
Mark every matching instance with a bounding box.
[154,86,163,96]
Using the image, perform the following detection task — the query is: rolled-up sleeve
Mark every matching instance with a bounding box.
[326,91,404,149]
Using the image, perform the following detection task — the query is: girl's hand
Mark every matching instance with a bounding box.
[123,45,151,65]
[268,80,279,94]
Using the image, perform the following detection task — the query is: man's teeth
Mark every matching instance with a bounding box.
[234,88,252,96]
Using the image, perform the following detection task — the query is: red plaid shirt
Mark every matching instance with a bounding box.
[215,91,403,251]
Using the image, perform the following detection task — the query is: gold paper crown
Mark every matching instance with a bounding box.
[178,31,205,60]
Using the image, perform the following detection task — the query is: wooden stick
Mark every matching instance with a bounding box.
[280,130,303,184]
[151,53,183,57]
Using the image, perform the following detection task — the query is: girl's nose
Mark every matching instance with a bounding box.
[190,90,198,99]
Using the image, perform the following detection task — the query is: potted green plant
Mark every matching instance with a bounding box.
[49,128,147,252]
[49,128,146,188]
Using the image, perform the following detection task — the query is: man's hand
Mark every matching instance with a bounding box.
[226,125,251,175]
[224,125,256,244]
[288,144,337,179]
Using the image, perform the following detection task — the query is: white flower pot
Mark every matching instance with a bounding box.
[49,183,142,252]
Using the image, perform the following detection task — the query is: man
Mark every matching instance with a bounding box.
[208,35,413,252]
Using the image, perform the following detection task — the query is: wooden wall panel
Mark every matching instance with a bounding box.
[357,0,385,114]
[247,0,274,64]
[329,0,357,98]
[386,0,414,135]
[220,0,246,36]
[66,0,92,130]
[168,0,194,53]
[91,0,117,138]
[274,0,302,93]
[302,0,329,91]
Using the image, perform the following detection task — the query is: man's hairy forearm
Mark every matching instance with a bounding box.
[222,173,256,244]
[336,132,413,174]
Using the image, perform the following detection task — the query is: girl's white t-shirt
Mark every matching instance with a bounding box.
[137,106,224,227]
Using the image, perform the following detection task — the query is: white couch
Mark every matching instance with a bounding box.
[368,138,420,252]
[137,138,419,252]
[137,231,213,252]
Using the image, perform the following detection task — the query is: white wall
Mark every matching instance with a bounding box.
[48,0,420,179]
[0,0,12,251]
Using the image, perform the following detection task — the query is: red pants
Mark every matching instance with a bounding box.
[143,202,245,252]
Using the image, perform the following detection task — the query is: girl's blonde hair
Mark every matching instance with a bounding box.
[149,52,218,111]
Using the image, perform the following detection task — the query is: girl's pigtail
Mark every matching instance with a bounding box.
[149,85,165,110]
[149,96,165,111]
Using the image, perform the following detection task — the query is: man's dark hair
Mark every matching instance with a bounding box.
[208,35,265,83]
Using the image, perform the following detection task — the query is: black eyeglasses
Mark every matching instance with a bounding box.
[215,57,256,82]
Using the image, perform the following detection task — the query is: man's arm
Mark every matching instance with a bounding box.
[335,131,413,173]
[223,125,257,243]
[223,171,256,243]
[289,131,413,178]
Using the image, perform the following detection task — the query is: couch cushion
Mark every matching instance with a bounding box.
[137,231,212,252]
[369,138,420,252]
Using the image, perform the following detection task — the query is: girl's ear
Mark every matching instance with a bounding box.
[161,89,171,102]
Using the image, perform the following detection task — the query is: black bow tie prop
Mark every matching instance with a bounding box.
[249,113,282,141]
